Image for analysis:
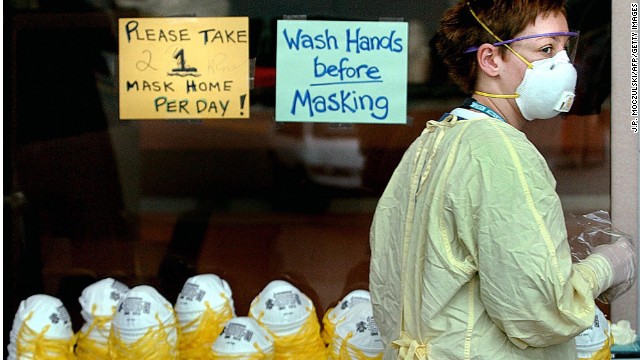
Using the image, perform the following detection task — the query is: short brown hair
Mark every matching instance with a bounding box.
[435,0,567,93]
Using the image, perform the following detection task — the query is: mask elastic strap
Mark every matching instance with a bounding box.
[473,90,519,99]
[467,3,533,69]
[468,3,527,99]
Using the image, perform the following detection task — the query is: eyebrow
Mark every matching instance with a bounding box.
[529,35,567,43]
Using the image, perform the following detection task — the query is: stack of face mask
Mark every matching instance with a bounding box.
[327,301,384,360]
[108,285,179,359]
[248,279,327,359]
[7,294,75,360]
[174,273,236,359]
[75,278,130,359]
[575,307,612,360]
[322,289,371,345]
[211,316,276,359]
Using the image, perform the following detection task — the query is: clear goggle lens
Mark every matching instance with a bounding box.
[465,31,580,63]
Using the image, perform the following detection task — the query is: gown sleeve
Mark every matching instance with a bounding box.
[465,121,613,349]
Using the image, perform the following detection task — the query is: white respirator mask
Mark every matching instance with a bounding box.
[515,50,577,120]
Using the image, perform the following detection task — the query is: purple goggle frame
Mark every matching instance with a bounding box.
[463,31,579,53]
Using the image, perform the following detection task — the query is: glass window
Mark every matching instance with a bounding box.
[5,0,610,347]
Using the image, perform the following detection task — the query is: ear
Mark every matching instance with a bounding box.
[476,44,500,77]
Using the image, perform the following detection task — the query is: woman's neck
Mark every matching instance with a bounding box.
[471,94,525,130]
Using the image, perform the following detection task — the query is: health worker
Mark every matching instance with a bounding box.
[369,1,637,359]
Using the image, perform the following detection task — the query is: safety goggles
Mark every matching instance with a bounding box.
[464,4,580,67]
[464,31,580,64]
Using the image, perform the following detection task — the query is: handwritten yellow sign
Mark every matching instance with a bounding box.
[118,17,250,120]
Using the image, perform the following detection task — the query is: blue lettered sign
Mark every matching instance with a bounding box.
[275,20,408,124]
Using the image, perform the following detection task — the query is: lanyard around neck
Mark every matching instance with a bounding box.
[462,98,507,123]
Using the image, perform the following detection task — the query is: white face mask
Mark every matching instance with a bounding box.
[515,50,577,120]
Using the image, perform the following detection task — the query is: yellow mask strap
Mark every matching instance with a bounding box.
[178,299,234,358]
[337,332,383,360]
[473,90,519,99]
[467,3,533,69]
[108,310,178,360]
[321,307,336,345]
[255,306,326,359]
[16,312,76,360]
[75,304,113,359]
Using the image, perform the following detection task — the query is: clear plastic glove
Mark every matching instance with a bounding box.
[567,210,637,303]
[611,320,637,345]
[592,237,637,303]
[593,238,636,288]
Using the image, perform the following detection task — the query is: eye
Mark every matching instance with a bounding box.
[540,45,553,55]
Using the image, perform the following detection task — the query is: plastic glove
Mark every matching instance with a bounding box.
[592,237,637,303]
[611,320,637,345]
[593,237,637,287]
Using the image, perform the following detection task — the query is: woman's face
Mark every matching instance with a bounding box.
[500,11,571,91]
